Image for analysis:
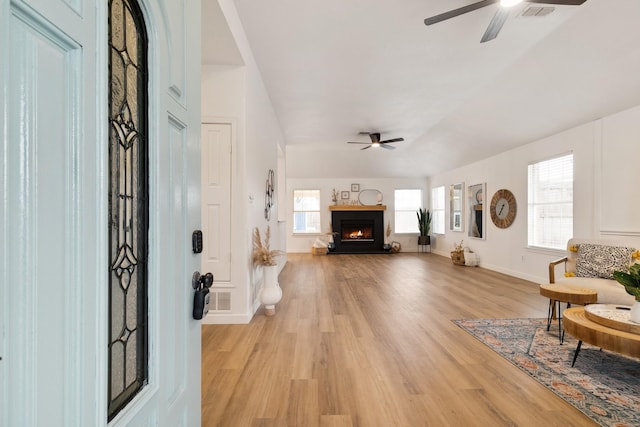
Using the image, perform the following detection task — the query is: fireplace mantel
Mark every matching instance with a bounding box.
[329,205,386,211]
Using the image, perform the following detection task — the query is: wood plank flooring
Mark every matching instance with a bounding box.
[202,253,597,426]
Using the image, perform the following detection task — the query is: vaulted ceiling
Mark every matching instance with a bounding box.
[216,0,640,178]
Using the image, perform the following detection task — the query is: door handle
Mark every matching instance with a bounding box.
[192,271,213,320]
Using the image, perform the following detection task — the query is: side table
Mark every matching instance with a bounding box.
[539,284,597,344]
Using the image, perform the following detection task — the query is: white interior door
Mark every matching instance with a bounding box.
[201,122,232,283]
[1,0,202,426]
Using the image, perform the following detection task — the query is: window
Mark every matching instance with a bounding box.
[108,0,148,420]
[293,189,321,233]
[394,189,422,233]
[528,153,574,250]
[431,186,445,234]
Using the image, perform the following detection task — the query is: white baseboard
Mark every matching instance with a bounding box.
[481,263,546,285]
[201,312,253,324]
[431,250,546,284]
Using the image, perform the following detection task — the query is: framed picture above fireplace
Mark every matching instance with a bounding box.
[341,191,350,199]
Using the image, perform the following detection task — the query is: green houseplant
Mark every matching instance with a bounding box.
[613,263,640,323]
[613,264,640,300]
[416,208,432,246]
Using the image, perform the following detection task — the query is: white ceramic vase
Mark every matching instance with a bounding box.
[630,301,640,324]
[259,265,282,316]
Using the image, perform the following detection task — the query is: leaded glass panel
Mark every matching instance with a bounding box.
[108,0,148,421]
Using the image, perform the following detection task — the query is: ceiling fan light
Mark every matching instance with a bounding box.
[372,142,380,148]
[500,0,523,7]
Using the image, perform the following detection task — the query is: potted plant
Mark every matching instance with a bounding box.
[613,263,640,323]
[252,226,284,316]
[417,208,432,246]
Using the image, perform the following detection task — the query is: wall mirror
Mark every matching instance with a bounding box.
[449,182,464,232]
[468,183,485,239]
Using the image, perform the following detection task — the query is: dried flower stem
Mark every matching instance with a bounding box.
[252,226,283,266]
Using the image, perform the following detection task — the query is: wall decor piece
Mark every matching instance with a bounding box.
[331,188,339,205]
[341,191,350,200]
[490,189,517,229]
[351,183,360,192]
[264,169,274,220]
[468,183,485,239]
[358,189,382,205]
[450,182,464,232]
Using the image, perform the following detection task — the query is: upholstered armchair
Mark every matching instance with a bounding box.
[548,238,638,305]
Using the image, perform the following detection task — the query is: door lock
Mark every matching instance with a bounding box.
[192,271,214,320]
[192,230,203,254]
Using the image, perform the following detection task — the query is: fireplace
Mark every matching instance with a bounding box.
[330,207,385,254]
[341,221,374,242]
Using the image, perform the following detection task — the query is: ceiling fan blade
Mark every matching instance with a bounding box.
[526,0,586,5]
[360,145,371,150]
[480,7,509,43]
[380,144,396,150]
[347,141,370,144]
[424,0,499,26]
[380,137,404,144]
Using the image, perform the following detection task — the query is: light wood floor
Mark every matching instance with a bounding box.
[202,253,597,426]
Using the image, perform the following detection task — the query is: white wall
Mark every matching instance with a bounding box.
[286,178,429,253]
[243,55,287,314]
[599,104,640,234]
[429,103,640,284]
[201,0,286,323]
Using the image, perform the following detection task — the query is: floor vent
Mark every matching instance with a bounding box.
[522,6,554,17]
[211,291,231,311]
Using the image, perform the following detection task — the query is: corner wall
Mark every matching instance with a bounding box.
[429,104,640,284]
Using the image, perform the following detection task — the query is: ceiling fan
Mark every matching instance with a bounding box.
[347,132,404,150]
[424,0,586,43]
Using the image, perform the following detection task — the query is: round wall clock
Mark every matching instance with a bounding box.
[490,189,517,229]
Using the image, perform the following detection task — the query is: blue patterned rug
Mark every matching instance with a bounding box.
[454,318,640,427]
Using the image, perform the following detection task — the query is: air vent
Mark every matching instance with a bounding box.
[521,6,554,17]
[211,291,231,311]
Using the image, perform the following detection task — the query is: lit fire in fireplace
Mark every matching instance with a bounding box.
[342,224,373,241]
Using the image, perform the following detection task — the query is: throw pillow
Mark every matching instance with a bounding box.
[575,244,635,279]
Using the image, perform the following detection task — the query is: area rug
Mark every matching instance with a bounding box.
[454,318,640,427]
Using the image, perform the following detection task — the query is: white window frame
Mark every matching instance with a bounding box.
[527,152,574,250]
[394,189,423,234]
[431,186,445,235]
[292,189,321,234]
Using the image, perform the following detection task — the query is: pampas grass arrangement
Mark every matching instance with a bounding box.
[252,226,283,266]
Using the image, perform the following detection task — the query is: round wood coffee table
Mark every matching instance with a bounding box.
[539,284,597,344]
[563,305,640,366]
